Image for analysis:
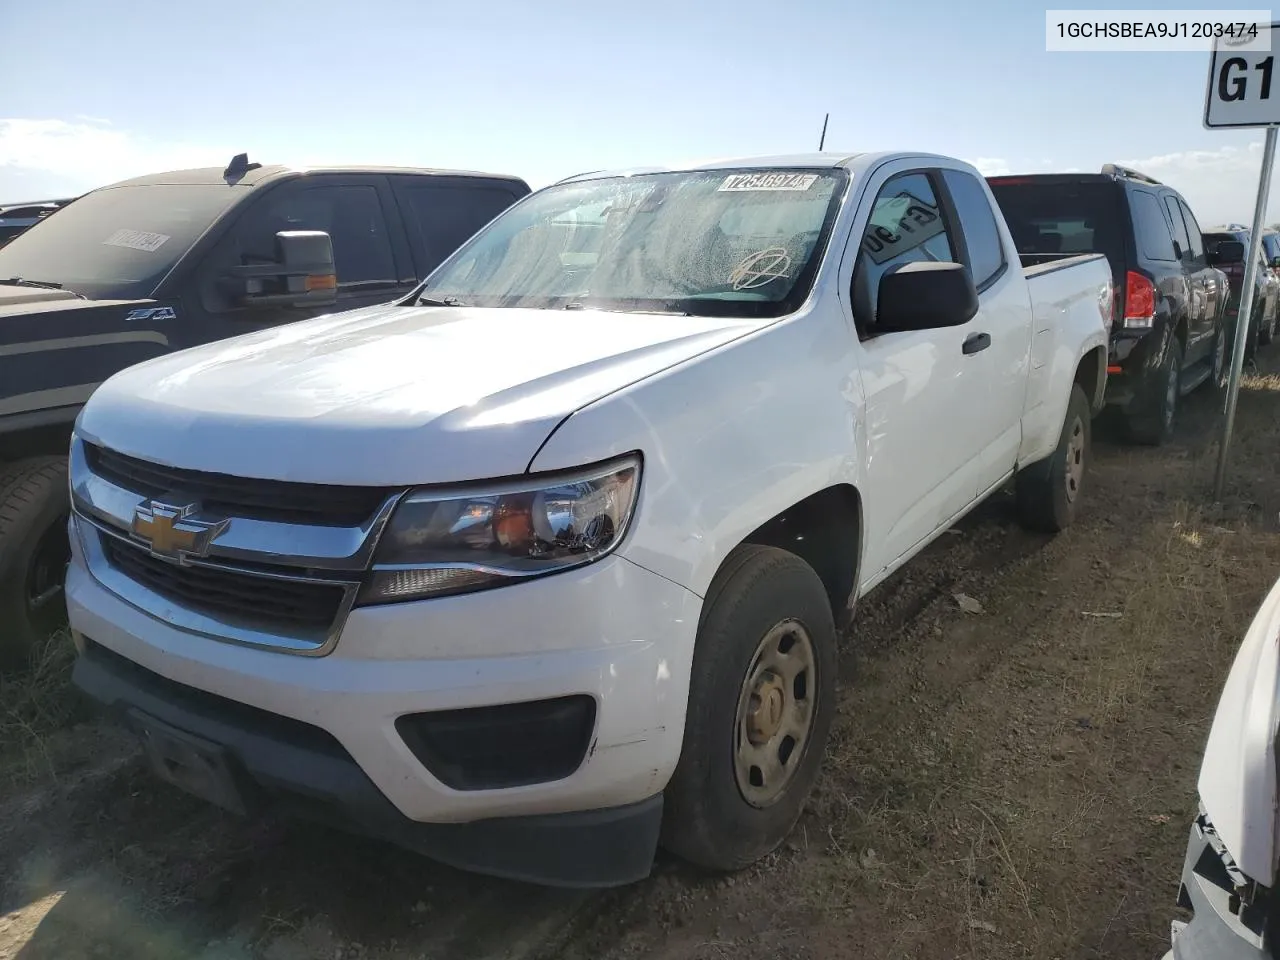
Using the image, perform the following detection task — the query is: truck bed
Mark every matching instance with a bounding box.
[1021,252,1108,277]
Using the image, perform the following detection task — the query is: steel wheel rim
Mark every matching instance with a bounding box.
[1065,417,1085,504]
[733,619,817,809]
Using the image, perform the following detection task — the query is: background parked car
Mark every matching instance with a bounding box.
[1206,225,1279,353]
[0,197,75,247]
[988,164,1234,446]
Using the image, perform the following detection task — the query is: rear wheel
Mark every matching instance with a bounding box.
[0,457,71,670]
[1124,337,1181,446]
[1016,384,1091,533]
[662,544,837,871]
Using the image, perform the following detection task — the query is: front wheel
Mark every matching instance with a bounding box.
[1261,306,1277,347]
[661,544,837,871]
[1016,384,1091,533]
[1211,323,1229,391]
[0,457,71,670]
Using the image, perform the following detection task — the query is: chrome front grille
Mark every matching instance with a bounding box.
[83,442,392,527]
[100,535,348,630]
[70,435,403,655]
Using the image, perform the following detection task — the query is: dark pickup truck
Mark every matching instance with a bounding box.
[0,154,530,665]
[988,165,1241,446]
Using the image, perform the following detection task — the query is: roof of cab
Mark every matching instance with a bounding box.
[555,151,986,184]
[99,163,529,190]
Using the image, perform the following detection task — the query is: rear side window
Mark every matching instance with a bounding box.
[941,169,1006,288]
[1130,191,1177,261]
[1162,197,1191,258]
[396,182,523,277]
[986,180,1125,270]
[1177,200,1205,259]
[1263,233,1280,262]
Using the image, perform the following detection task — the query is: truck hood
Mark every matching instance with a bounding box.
[78,302,764,486]
[0,284,83,311]
[1198,571,1280,886]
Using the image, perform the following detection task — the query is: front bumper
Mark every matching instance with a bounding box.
[1166,812,1274,960]
[66,516,703,886]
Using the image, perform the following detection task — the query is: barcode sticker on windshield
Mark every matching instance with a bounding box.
[103,229,171,253]
[719,173,819,192]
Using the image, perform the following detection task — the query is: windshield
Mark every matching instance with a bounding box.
[0,183,245,300]
[420,168,848,317]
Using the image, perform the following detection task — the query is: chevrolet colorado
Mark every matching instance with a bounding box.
[0,155,529,666]
[66,151,1112,887]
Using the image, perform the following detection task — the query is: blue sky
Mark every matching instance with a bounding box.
[0,0,1270,224]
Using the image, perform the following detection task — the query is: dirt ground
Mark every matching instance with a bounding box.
[5,357,1280,960]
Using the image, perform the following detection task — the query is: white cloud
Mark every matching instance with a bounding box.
[965,157,1012,176]
[0,118,235,199]
[1120,141,1277,227]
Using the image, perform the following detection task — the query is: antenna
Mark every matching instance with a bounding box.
[818,113,829,152]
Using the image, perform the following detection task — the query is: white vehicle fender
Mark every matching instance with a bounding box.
[527,306,867,602]
[1017,264,1111,468]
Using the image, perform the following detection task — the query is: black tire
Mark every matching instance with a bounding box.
[1124,337,1182,446]
[0,457,71,670]
[1016,384,1091,533]
[661,544,837,871]
[1211,322,1230,391]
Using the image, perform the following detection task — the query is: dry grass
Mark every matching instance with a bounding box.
[0,628,86,787]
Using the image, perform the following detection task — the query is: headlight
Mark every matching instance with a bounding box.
[360,454,641,604]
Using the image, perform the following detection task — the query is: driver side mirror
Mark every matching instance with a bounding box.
[876,261,979,333]
[1207,239,1245,266]
[223,230,338,308]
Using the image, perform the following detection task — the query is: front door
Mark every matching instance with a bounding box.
[847,167,991,577]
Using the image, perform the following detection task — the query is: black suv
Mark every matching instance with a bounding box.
[988,165,1239,445]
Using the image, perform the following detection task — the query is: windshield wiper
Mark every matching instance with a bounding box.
[416,294,466,307]
[1,277,63,290]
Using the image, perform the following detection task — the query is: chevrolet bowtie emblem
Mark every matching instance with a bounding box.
[131,501,230,564]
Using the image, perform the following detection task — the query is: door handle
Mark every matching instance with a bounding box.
[962,332,991,355]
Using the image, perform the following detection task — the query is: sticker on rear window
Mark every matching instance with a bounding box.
[103,229,171,253]
[719,173,819,193]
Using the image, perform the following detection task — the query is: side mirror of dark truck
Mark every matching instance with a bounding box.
[876,261,979,333]
[223,230,338,308]
[1207,240,1245,266]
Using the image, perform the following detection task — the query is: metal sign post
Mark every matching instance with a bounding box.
[1214,127,1276,498]
[1205,21,1280,499]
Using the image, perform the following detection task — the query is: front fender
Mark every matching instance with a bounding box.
[527,306,866,600]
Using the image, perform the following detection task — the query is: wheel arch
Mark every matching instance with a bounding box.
[733,483,864,630]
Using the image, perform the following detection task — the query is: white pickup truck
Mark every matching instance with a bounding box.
[65,151,1112,888]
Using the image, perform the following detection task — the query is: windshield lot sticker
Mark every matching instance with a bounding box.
[103,229,171,253]
[862,192,945,265]
[719,173,818,192]
[729,247,793,289]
